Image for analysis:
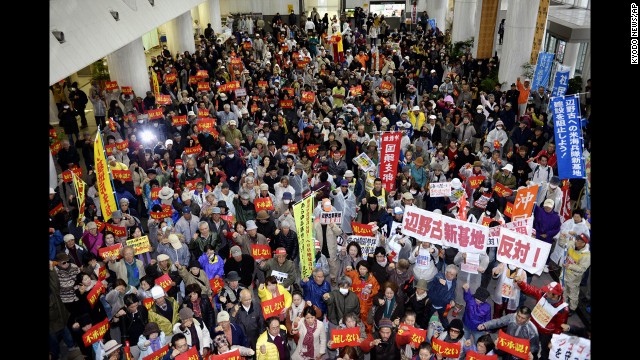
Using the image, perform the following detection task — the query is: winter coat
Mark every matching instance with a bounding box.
[517,282,569,335]
[300,278,332,316]
[408,244,439,283]
[481,313,539,355]
[178,266,213,297]
[261,258,298,289]
[461,288,492,331]
[172,318,212,354]
[330,188,357,234]
[533,205,561,244]
[148,296,181,337]
[198,252,225,280]
[427,272,456,308]
[291,318,327,360]
[230,298,264,348]
[323,288,361,325]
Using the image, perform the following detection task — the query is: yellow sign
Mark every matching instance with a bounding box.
[294,194,314,279]
[94,132,117,221]
[126,235,151,255]
[72,172,86,227]
[151,70,160,96]
[530,0,550,64]
[288,4,294,13]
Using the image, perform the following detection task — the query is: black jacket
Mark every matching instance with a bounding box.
[58,108,80,134]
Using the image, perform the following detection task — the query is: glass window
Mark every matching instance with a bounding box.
[574,43,588,75]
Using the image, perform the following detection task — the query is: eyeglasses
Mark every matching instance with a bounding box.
[449,328,461,333]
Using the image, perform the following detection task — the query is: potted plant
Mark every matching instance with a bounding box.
[91,59,111,90]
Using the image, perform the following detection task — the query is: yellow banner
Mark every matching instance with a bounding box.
[72,172,87,227]
[530,0,550,64]
[151,71,160,95]
[294,194,314,279]
[94,132,117,221]
[126,235,151,255]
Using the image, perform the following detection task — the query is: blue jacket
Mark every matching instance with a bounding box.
[427,272,457,308]
[461,289,492,330]
[533,205,561,244]
[300,278,332,315]
[198,252,225,280]
[49,230,64,260]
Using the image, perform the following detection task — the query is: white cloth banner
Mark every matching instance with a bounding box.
[401,205,488,254]
[496,228,551,276]
[429,182,452,197]
[549,333,591,360]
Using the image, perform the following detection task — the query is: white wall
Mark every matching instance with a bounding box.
[50,0,205,85]
[220,0,299,15]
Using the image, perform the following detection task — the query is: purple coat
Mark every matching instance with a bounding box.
[462,289,492,330]
[533,205,561,244]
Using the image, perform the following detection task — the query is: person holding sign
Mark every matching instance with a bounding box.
[359,318,401,359]
[290,306,327,360]
[461,334,496,359]
[556,233,591,316]
[258,276,292,320]
[490,262,527,319]
[432,318,465,360]
[453,250,489,302]
[259,248,297,290]
[477,306,539,360]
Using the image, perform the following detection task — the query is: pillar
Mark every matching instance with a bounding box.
[562,42,581,79]
[50,90,60,125]
[106,37,151,97]
[426,0,447,33]
[497,0,540,90]
[451,0,478,43]
[209,0,223,34]
[472,0,499,59]
[580,43,590,85]
[166,11,196,57]
[198,2,210,30]
[191,7,201,39]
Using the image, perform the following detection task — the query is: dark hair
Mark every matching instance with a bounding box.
[123,293,139,307]
[302,306,317,318]
[572,209,584,218]
[185,283,202,297]
[171,333,187,347]
[476,334,495,353]
[402,310,417,322]
[265,275,278,286]
[374,246,386,256]
[265,316,280,329]
[418,341,433,353]
[381,281,399,294]
[203,244,215,252]
[75,272,91,286]
[115,279,128,288]
[517,305,532,316]
[338,346,359,359]
[319,171,329,182]
[356,260,369,272]
[346,241,363,258]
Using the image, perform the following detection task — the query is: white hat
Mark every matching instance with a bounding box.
[451,178,462,189]
[158,186,174,200]
[524,78,531,82]
[380,117,389,126]
[394,206,404,215]
[429,115,437,120]
[103,340,122,356]
[187,110,196,116]
[502,163,513,172]
[49,187,56,195]
[476,105,484,110]
[151,285,165,299]
[412,106,420,111]
[157,254,170,262]
[404,56,410,60]
[181,191,193,201]
[344,170,354,178]
[389,104,397,110]
[246,168,255,174]
[396,121,403,127]
[430,69,436,73]
[246,220,258,231]
[165,139,173,146]
[63,234,75,242]
[543,199,555,208]
[228,119,237,126]
[168,234,183,249]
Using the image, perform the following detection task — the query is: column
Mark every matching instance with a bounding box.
[451,0,478,43]
[166,11,196,57]
[192,7,201,39]
[209,0,223,34]
[562,42,581,78]
[50,90,60,125]
[425,0,447,33]
[580,43,590,84]
[472,0,499,59]
[198,1,210,30]
[106,37,151,97]
[497,0,540,90]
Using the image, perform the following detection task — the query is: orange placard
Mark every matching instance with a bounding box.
[105,81,119,91]
[62,167,83,183]
[288,143,298,154]
[397,324,427,348]
[147,108,163,120]
[196,70,209,78]
[465,350,498,360]
[281,44,289,52]
[156,94,171,105]
[175,347,199,360]
[381,81,393,90]
[105,143,116,156]
[142,344,169,360]
[184,145,203,156]
[208,348,240,360]
[115,140,129,151]
[98,243,123,260]
[164,73,177,84]
[150,207,173,219]
[504,202,514,218]
[189,76,200,84]
[350,85,363,96]
[154,273,172,293]
[219,81,240,92]
[511,184,539,219]
[351,222,374,237]
[98,265,107,281]
[469,175,486,189]
[209,277,224,295]
[172,115,188,126]
[493,182,513,197]
[49,202,64,217]
[82,318,110,346]
[197,109,210,118]
[197,118,215,132]
[301,91,315,103]
[112,169,132,182]
[150,187,160,201]
[431,336,461,358]
[50,141,62,156]
[105,223,127,238]
[481,217,493,226]
[282,88,294,97]
[87,281,105,308]
[197,82,210,91]
[251,244,272,260]
[261,294,286,319]
[93,219,107,232]
[330,327,360,348]
[49,128,58,139]
[143,297,154,310]
[185,178,203,190]
[306,144,319,157]
[297,58,310,68]
[495,329,530,359]
[258,81,268,89]
[280,99,294,109]
[121,86,133,94]
[254,197,275,211]
[230,57,243,66]
[243,41,252,50]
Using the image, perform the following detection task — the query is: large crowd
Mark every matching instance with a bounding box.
[49,7,592,360]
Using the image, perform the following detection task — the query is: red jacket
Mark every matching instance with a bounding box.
[517,281,568,335]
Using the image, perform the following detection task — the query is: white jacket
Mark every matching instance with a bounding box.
[486,128,508,148]
[172,318,211,354]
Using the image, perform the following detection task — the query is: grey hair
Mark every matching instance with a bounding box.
[312,267,324,276]
[338,276,352,287]
[198,221,209,230]
[445,264,459,275]
[280,220,291,228]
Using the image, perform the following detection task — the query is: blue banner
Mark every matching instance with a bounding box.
[428,18,437,31]
[551,95,585,179]
[531,52,555,91]
[551,64,571,97]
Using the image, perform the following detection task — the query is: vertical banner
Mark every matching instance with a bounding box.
[94,131,117,221]
[511,184,539,220]
[551,95,585,179]
[550,64,571,97]
[294,194,314,279]
[412,3,417,23]
[475,0,499,59]
[379,131,402,192]
[531,52,555,91]
[151,71,160,95]
[72,173,87,226]
[530,0,551,64]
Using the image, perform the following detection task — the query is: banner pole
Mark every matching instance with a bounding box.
[98,126,121,211]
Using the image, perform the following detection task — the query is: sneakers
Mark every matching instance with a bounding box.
[543,265,549,273]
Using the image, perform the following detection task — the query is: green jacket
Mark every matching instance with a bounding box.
[148,297,180,337]
[493,171,517,190]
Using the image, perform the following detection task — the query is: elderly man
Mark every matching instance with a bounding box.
[216,103,238,127]
[175,206,200,245]
[107,245,146,288]
[224,245,257,288]
[146,253,183,300]
[557,233,591,316]
[230,288,264,350]
[330,179,357,235]
[259,247,297,290]
[175,192,201,218]
[222,119,243,145]
[54,253,81,311]
[62,234,88,267]
[301,267,332,317]
[478,306,539,360]
[323,276,360,337]
[148,285,180,337]
[313,200,344,285]
[172,307,212,356]
[236,220,269,256]
[289,163,310,201]
[189,221,217,260]
[427,264,458,328]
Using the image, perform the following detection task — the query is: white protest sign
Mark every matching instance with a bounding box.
[502,217,534,237]
[460,252,480,273]
[549,333,591,360]
[429,182,452,197]
[270,270,289,284]
[487,226,501,247]
[401,205,488,254]
[353,152,376,172]
[320,211,343,224]
[496,228,551,276]
[235,88,247,97]
[349,235,378,258]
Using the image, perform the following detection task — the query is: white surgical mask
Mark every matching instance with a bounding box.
[228,154,235,158]
[153,123,159,127]
[339,288,349,295]
[477,110,482,113]
[63,105,70,109]
[283,200,291,204]
[549,184,558,189]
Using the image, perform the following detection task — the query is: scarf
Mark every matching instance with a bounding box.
[383,297,396,318]
[416,291,427,301]
[191,298,202,318]
[290,303,304,320]
[301,320,317,358]
[149,337,162,352]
